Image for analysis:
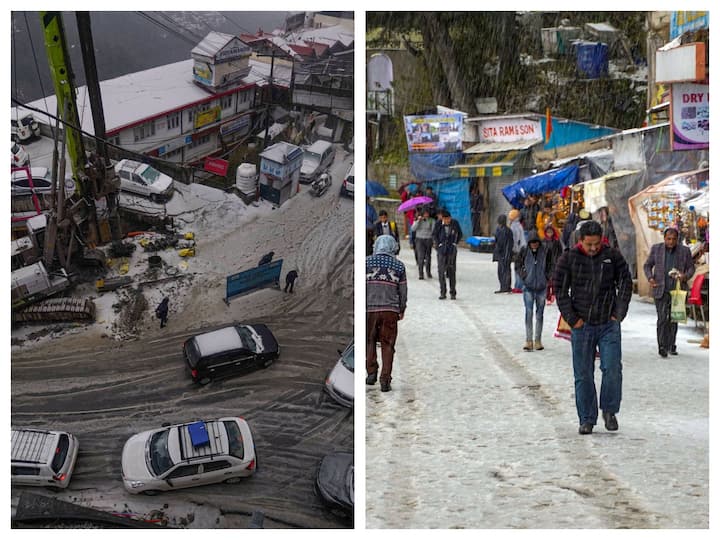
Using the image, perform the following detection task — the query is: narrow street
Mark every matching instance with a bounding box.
[366,241,708,528]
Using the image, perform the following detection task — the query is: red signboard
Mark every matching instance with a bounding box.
[204,157,229,176]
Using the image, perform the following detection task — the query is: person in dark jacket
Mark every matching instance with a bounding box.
[366,235,407,393]
[553,220,632,435]
[258,251,275,266]
[432,209,463,300]
[374,210,400,254]
[518,232,552,351]
[643,227,695,357]
[155,297,169,329]
[543,223,563,303]
[492,214,513,293]
[284,269,299,293]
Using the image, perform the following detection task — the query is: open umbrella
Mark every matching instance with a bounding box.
[366,180,389,197]
[397,196,433,213]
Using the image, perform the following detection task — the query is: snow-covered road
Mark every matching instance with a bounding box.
[366,241,708,529]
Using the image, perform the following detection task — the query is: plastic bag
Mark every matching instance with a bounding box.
[670,279,688,323]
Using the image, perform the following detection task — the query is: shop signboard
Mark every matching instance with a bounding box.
[404,113,463,153]
[478,117,542,143]
[195,106,221,130]
[193,61,214,85]
[670,82,709,150]
[204,157,229,176]
[220,115,251,137]
[670,11,708,39]
[158,134,193,156]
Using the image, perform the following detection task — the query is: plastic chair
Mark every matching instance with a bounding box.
[687,273,707,328]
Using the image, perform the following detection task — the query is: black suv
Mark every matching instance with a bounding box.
[184,324,280,384]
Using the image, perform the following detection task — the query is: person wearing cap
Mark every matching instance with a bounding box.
[643,227,695,357]
[569,208,592,247]
[432,209,463,300]
[553,220,633,435]
[366,234,407,393]
[508,208,527,292]
[517,231,553,351]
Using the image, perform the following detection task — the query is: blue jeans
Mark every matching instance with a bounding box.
[570,320,622,425]
[523,289,545,341]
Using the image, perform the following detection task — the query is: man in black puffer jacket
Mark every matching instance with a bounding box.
[553,220,632,436]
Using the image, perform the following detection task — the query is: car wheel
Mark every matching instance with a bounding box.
[224,476,242,484]
[261,356,274,369]
[198,377,211,385]
[141,490,161,496]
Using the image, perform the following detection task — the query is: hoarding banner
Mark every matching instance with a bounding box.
[671,83,709,150]
[670,11,709,39]
[404,114,463,153]
[195,106,221,129]
[204,157,229,176]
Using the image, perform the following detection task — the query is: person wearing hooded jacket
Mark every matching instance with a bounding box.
[517,231,552,351]
[366,234,407,393]
[492,214,513,293]
[553,220,632,435]
[508,209,527,292]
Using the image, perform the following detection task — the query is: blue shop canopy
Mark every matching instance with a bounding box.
[502,164,579,208]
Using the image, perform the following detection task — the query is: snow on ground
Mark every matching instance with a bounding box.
[11,145,354,350]
[366,241,709,529]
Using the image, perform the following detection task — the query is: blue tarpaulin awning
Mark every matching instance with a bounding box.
[502,164,580,208]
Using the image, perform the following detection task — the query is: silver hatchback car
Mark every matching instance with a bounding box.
[11,428,80,490]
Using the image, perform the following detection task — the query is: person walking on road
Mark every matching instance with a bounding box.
[433,209,463,300]
[553,220,633,435]
[374,210,401,254]
[366,235,407,393]
[518,231,552,351]
[509,209,526,292]
[411,206,435,280]
[643,227,695,357]
[155,297,169,329]
[492,214,513,293]
[284,269,299,293]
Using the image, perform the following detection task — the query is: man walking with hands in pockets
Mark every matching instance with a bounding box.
[553,220,632,435]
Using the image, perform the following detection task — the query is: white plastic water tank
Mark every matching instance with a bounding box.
[236,163,258,194]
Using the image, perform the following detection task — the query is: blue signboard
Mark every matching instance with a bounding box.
[226,259,283,301]
[670,11,709,39]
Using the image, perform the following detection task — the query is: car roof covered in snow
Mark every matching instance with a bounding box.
[193,326,244,356]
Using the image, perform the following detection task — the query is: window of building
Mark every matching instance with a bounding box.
[221,95,233,111]
[238,91,250,104]
[190,134,211,149]
[187,109,195,124]
[133,121,155,142]
[167,112,180,130]
[164,147,183,161]
[108,135,120,147]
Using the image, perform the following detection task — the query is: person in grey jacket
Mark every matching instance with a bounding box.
[517,231,552,351]
[411,206,435,280]
[366,234,407,392]
[643,227,695,357]
[509,209,527,291]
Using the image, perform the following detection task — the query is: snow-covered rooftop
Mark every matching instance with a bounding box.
[13,58,291,136]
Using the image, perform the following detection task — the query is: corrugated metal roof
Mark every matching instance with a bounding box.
[550,148,613,168]
[463,139,542,154]
[191,31,238,58]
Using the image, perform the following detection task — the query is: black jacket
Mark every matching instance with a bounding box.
[552,244,632,327]
[518,243,552,292]
[432,219,463,256]
[492,225,513,263]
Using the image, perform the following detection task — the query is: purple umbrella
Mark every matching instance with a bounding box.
[397,196,433,213]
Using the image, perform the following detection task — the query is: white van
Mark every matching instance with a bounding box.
[300,140,335,184]
[11,114,40,143]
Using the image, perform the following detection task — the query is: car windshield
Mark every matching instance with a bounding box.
[139,166,162,185]
[303,151,321,165]
[148,429,174,476]
[234,326,258,353]
[223,421,245,459]
[21,116,34,126]
[341,343,354,372]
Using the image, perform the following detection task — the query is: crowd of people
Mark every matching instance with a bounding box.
[367,187,703,436]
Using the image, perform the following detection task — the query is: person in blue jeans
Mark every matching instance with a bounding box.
[553,220,633,435]
[517,232,552,352]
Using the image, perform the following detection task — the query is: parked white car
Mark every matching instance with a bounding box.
[114,159,174,201]
[325,341,354,408]
[340,163,354,198]
[121,417,256,495]
[11,428,80,490]
[12,141,29,167]
[11,167,76,198]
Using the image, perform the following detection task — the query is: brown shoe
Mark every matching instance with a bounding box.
[523,341,533,351]
[534,340,544,350]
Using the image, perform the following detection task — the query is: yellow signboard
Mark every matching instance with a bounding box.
[195,106,221,129]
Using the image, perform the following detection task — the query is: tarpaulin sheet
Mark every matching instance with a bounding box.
[425,178,472,238]
[501,165,579,208]
[409,152,463,181]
